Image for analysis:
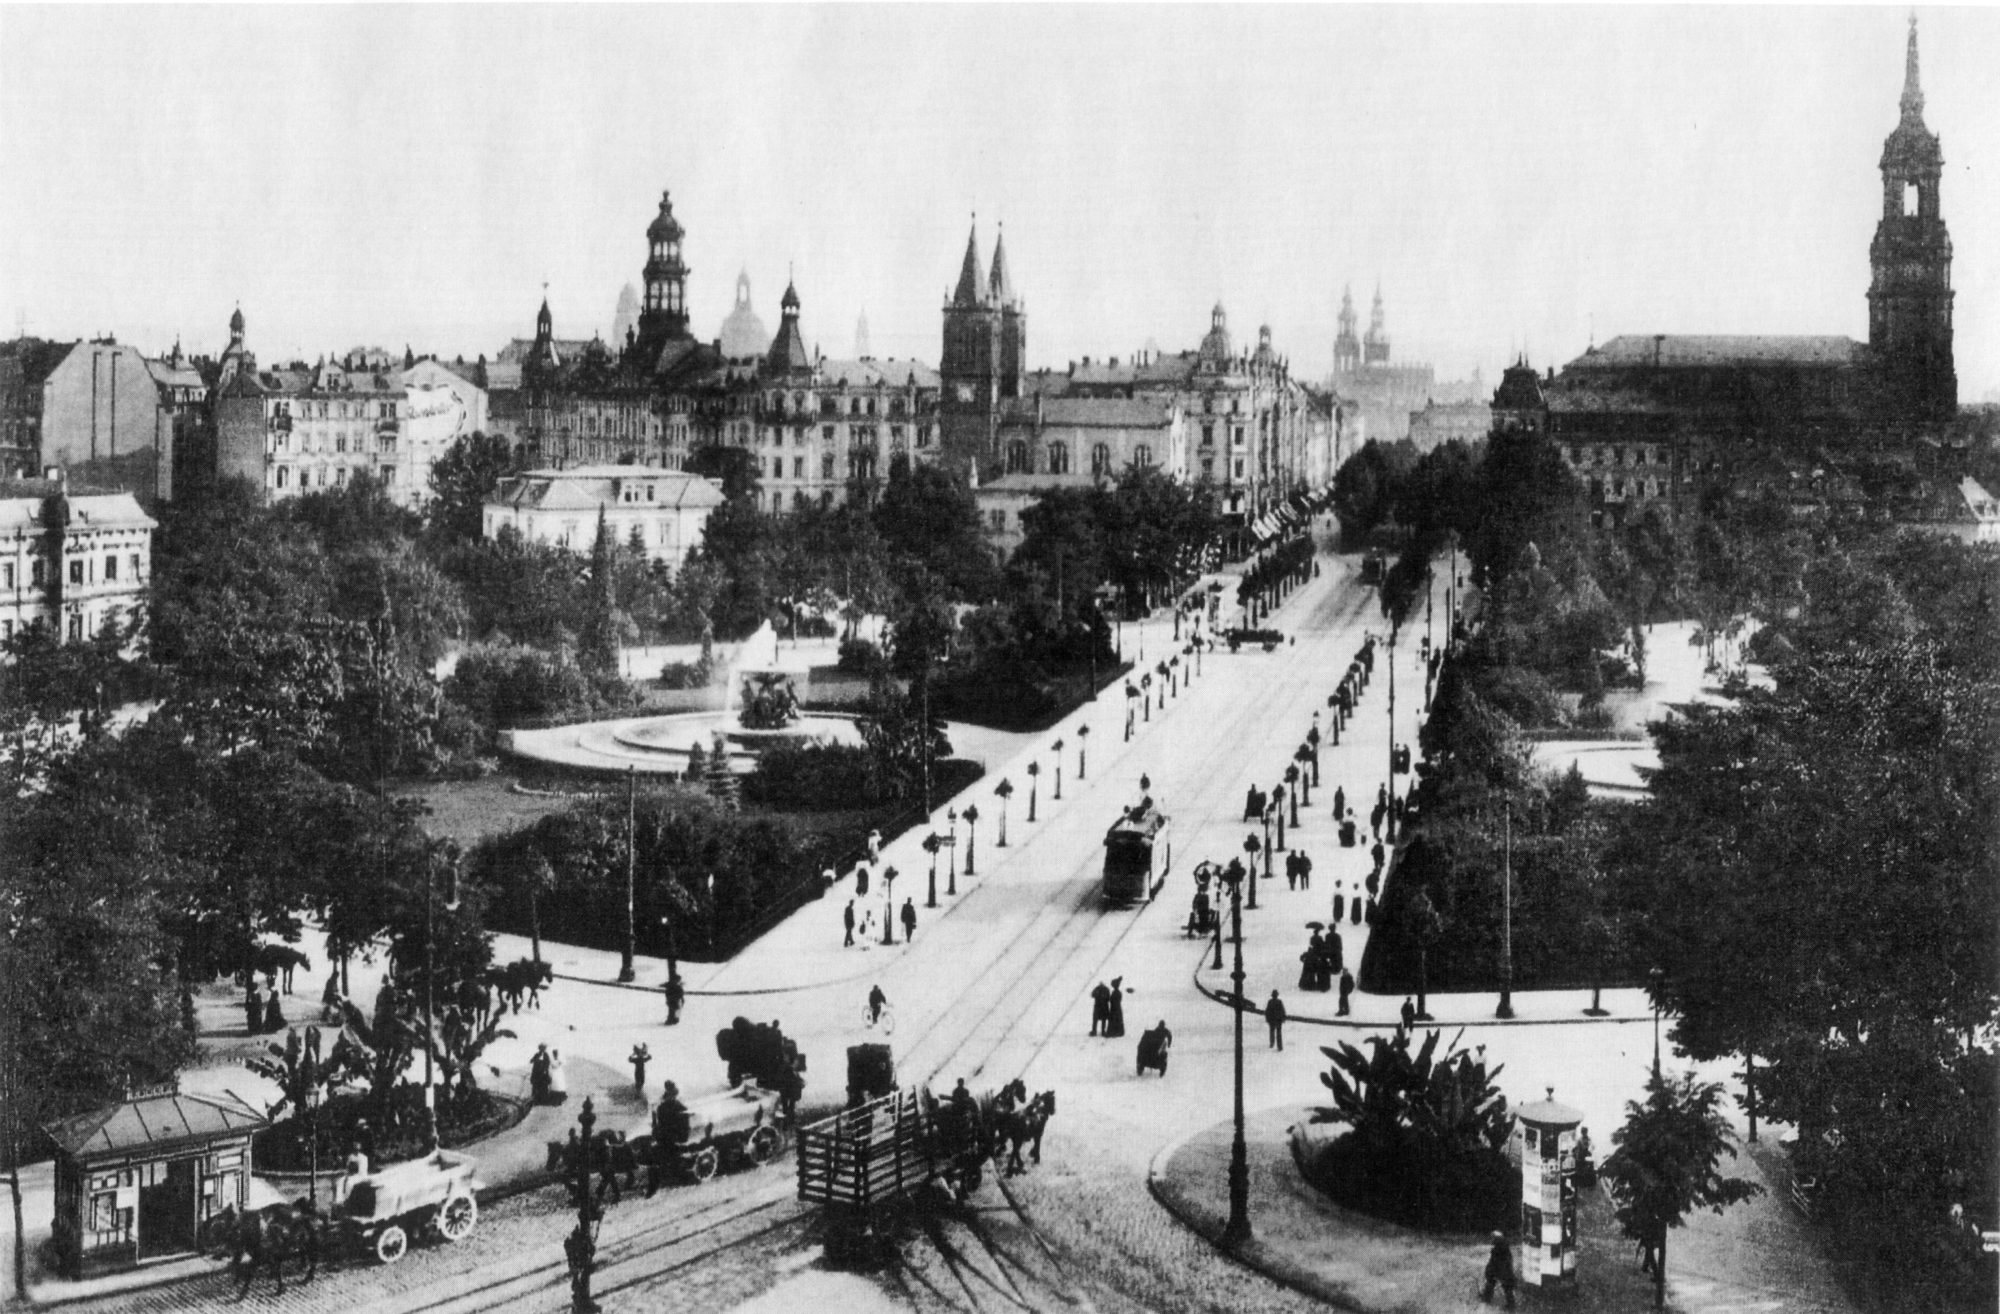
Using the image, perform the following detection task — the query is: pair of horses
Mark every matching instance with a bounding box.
[484,958,554,1012]
[545,1129,660,1202]
[939,1079,1056,1178]
[206,1201,325,1298]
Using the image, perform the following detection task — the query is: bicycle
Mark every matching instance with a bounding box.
[862,1001,898,1035]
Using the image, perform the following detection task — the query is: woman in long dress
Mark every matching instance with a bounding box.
[549,1049,569,1104]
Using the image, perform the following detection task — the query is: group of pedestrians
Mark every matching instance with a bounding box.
[1089,977,1127,1038]
[242,977,286,1035]
[837,829,924,947]
[529,1042,569,1105]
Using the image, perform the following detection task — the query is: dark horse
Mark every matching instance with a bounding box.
[545,1130,650,1203]
[250,944,313,995]
[487,958,554,1012]
[206,1201,322,1297]
[989,1090,1056,1174]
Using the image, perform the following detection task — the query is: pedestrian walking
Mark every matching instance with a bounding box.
[530,1044,552,1104]
[1090,981,1111,1036]
[1333,785,1345,819]
[1284,851,1300,891]
[1107,977,1127,1038]
[548,1049,569,1104]
[1333,884,1346,922]
[1296,851,1312,889]
[1376,782,1388,813]
[663,974,684,1026]
[1370,802,1385,841]
[900,898,917,942]
[1365,895,1378,926]
[843,899,856,947]
[854,861,870,897]
[1243,785,1261,822]
[1340,818,1358,848]
[262,988,286,1035]
[1400,996,1416,1030]
[1480,1232,1518,1308]
[1370,840,1385,875]
[1365,868,1381,898]
[1351,895,1363,926]
[866,828,883,864]
[1326,928,1344,976]
[629,1043,652,1097]
[1338,969,1355,1016]
[1266,991,1287,1050]
[244,983,263,1036]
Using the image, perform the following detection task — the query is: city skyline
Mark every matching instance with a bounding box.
[4,5,1998,394]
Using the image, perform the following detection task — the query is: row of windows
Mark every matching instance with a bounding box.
[766,393,917,419]
[0,603,139,644]
[1590,477,1668,500]
[275,432,383,455]
[1,552,145,591]
[272,400,397,421]
[273,465,396,490]
[1002,441,1154,475]
[1568,445,1664,468]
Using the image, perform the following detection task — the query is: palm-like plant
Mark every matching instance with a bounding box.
[247,1025,351,1122]
[1309,1025,1512,1229]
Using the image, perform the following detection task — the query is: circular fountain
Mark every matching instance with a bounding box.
[502,622,865,776]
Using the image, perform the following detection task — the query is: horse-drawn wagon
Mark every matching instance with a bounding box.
[715,1017,806,1112]
[666,1081,790,1183]
[335,1148,483,1264]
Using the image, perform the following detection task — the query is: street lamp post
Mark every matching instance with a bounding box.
[959,804,978,884]
[1307,725,1321,786]
[1294,746,1311,807]
[1386,636,1398,844]
[1052,742,1064,800]
[1243,834,1262,911]
[947,808,959,884]
[882,867,899,945]
[566,1097,601,1313]
[1220,860,1253,1249]
[1125,683,1138,741]
[1648,967,1665,1077]
[1027,761,1041,822]
[1273,784,1288,851]
[1497,803,1516,1019]
[618,767,638,984]
[1077,725,1089,780]
[1141,674,1152,723]
[924,833,941,909]
[1286,764,1302,824]
[995,779,1013,846]
[1261,807,1274,878]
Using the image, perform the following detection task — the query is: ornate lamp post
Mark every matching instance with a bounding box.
[923,833,942,909]
[959,804,978,884]
[1169,654,1180,697]
[1155,661,1169,709]
[1077,725,1090,780]
[1386,633,1398,843]
[947,807,959,884]
[1051,741,1065,800]
[1242,833,1262,911]
[619,766,639,983]
[1124,682,1139,740]
[1285,765,1301,825]
[1027,761,1041,822]
[1648,967,1666,1077]
[1219,859,1252,1249]
[566,1096,601,1313]
[1141,673,1152,723]
[1307,725,1322,786]
[1293,745,1312,806]
[994,779,1013,846]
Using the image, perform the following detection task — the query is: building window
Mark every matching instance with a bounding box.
[31,560,43,588]
[1233,458,1245,479]
[1006,441,1030,474]
[276,466,290,488]
[793,458,805,478]
[821,452,835,480]
[69,560,84,586]
[1047,442,1070,474]
[1201,424,1215,447]
[1092,443,1112,476]
[1232,427,1245,449]
[104,555,117,582]
[772,457,784,480]
[823,426,836,443]
[1202,458,1214,477]
[130,553,141,580]
[336,435,348,454]
[68,614,83,641]
[990,510,1007,531]
[1134,444,1153,467]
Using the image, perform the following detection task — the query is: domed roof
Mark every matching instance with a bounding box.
[229,305,245,334]
[646,190,684,244]
[718,271,770,359]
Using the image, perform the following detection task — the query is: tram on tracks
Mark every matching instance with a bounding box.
[1102,799,1171,906]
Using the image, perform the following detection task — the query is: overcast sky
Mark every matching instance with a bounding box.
[3,5,1997,397]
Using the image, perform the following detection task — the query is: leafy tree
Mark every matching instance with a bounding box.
[426,432,519,543]
[873,463,999,602]
[1600,1068,1763,1309]
[578,509,622,677]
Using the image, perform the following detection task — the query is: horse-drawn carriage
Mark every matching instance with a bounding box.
[664,1081,791,1184]
[205,1148,483,1295]
[336,1148,483,1263]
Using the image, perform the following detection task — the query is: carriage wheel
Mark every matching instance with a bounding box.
[438,1193,477,1242]
[374,1224,409,1265]
[746,1125,781,1166]
[689,1145,721,1182]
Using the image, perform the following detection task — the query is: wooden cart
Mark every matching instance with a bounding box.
[335,1148,483,1264]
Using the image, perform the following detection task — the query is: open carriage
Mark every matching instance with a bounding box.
[334,1148,483,1264]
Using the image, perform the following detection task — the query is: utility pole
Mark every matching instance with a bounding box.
[1221,862,1252,1248]
[1497,803,1515,1019]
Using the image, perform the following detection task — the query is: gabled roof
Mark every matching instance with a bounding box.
[1000,396,1177,430]
[45,1090,266,1159]
[487,467,726,515]
[815,358,940,389]
[146,359,206,391]
[1574,335,1866,369]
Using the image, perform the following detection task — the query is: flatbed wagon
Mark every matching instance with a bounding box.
[336,1148,483,1264]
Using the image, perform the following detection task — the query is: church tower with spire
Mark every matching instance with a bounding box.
[991,226,1025,401]
[1363,285,1391,367]
[940,219,1008,473]
[1867,16,1956,419]
[1334,286,1360,377]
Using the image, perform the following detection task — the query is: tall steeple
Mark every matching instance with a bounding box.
[764,276,811,375]
[1334,285,1360,376]
[988,225,1015,306]
[952,219,987,307]
[1363,285,1390,366]
[1869,14,1955,419]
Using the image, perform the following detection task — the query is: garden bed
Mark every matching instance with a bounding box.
[252,1089,529,1174]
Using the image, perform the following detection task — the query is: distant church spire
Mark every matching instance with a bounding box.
[989,223,1015,307]
[952,216,986,307]
[1900,12,1924,121]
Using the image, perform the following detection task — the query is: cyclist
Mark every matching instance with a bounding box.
[867,983,887,1027]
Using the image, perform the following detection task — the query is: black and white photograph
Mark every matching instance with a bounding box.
[1,6,1996,1313]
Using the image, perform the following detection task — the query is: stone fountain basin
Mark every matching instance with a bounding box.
[611,713,865,756]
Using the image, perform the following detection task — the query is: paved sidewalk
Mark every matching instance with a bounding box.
[1150,1106,1859,1314]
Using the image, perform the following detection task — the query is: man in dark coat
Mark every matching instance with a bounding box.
[1400,996,1417,1029]
[1090,982,1111,1036]
[1296,851,1312,890]
[1326,928,1344,977]
[1370,840,1385,875]
[1337,968,1355,1016]
[843,899,856,947]
[1265,991,1287,1050]
[245,983,264,1036]
[900,898,917,942]
[1284,851,1300,891]
[1333,883,1346,922]
[1333,785,1346,819]
[1243,785,1261,821]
